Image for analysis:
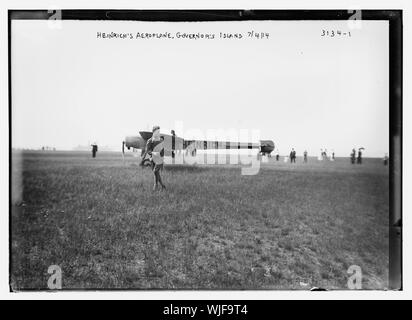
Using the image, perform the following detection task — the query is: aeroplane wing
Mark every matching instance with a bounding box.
[126,131,274,157]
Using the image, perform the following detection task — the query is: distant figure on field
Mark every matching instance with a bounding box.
[320,148,328,160]
[171,130,176,159]
[357,148,363,164]
[91,143,98,158]
[331,151,335,161]
[303,150,308,163]
[290,148,296,163]
[146,125,166,191]
[383,153,389,166]
[350,148,356,164]
[275,150,280,161]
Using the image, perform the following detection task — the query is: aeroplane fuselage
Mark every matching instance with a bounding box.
[123,131,275,156]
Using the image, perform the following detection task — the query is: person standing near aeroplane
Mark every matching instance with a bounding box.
[145,125,166,191]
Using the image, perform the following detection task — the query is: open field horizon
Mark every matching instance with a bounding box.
[11,151,389,290]
[11,149,388,159]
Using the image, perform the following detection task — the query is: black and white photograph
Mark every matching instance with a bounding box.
[5,7,404,296]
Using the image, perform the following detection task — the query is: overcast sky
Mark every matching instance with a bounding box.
[12,19,389,157]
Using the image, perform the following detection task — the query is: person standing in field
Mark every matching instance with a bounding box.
[350,148,356,164]
[357,148,363,164]
[290,148,296,163]
[318,149,323,161]
[146,126,166,191]
[303,150,308,163]
[383,153,389,166]
[91,143,98,158]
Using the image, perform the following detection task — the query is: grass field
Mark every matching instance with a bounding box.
[10,151,389,290]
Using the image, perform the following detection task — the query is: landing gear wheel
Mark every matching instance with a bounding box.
[140,158,152,167]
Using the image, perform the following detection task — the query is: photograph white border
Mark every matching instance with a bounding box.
[0,0,410,300]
